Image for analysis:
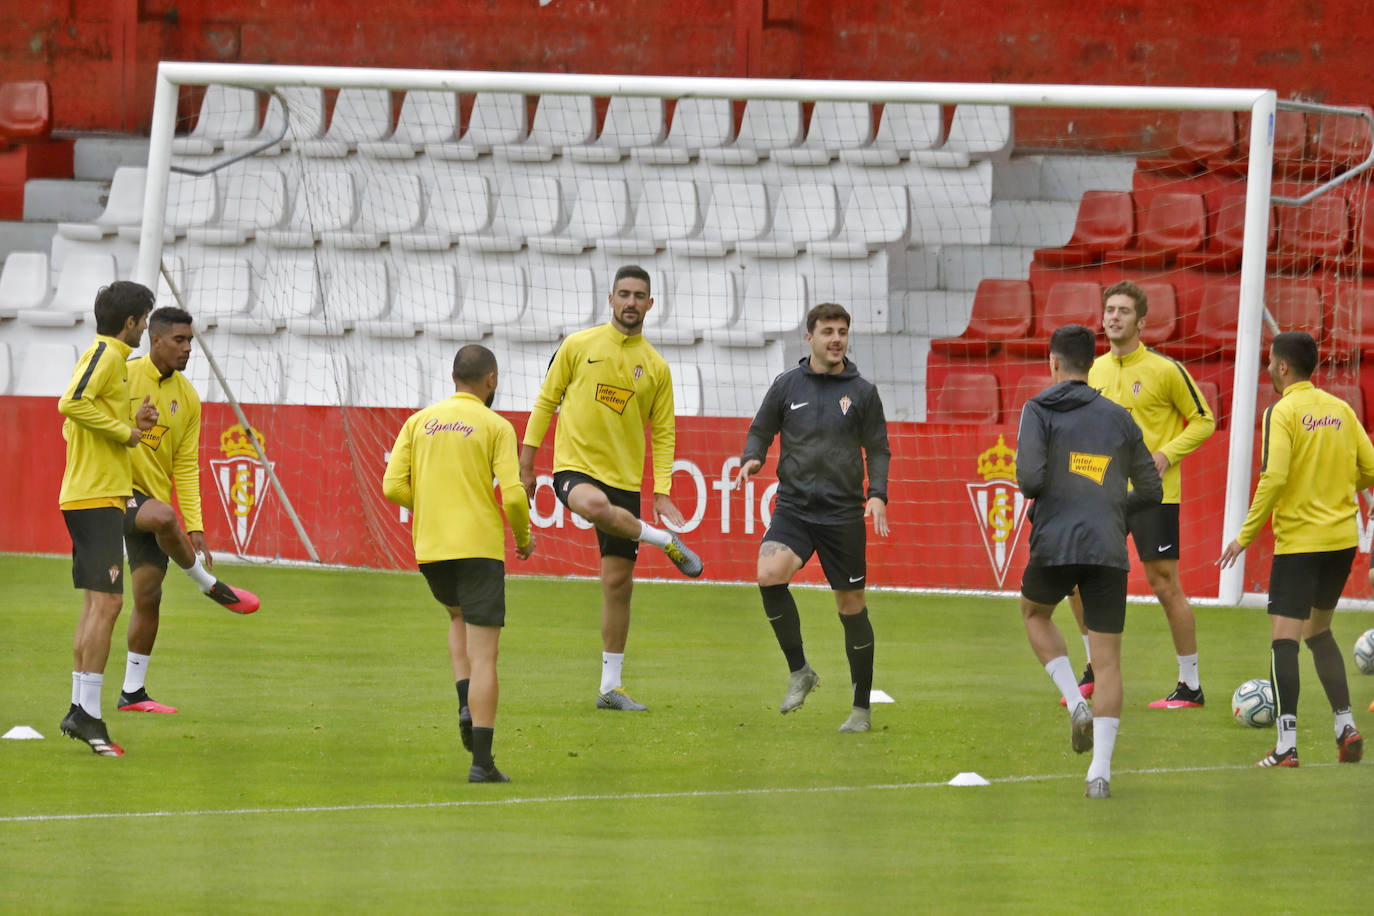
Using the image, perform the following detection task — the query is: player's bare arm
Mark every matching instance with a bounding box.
[733,458,763,489]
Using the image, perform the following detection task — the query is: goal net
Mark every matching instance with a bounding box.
[128,64,1336,602]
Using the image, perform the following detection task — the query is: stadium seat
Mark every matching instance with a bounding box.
[0,80,52,142]
[633,97,734,165]
[13,342,77,396]
[1267,191,1350,272]
[187,170,287,246]
[430,91,527,160]
[57,167,147,240]
[186,256,253,326]
[567,96,667,163]
[378,256,464,339]
[1002,280,1101,357]
[701,99,803,165]
[452,260,528,336]
[260,171,358,248]
[173,85,259,156]
[1175,194,1269,271]
[154,254,186,310]
[930,371,1000,423]
[645,268,738,344]
[1136,110,1238,174]
[351,349,426,409]
[1309,106,1374,177]
[1104,192,1206,267]
[1136,281,1178,346]
[297,88,393,158]
[501,263,596,342]
[118,172,219,244]
[671,362,703,416]
[706,270,807,347]
[391,172,493,251]
[495,93,595,161]
[1007,372,1054,420]
[841,102,944,166]
[357,90,459,159]
[289,258,390,336]
[1266,280,1325,341]
[528,177,631,254]
[1189,280,1322,356]
[1033,191,1133,268]
[222,86,326,156]
[321,173,423,248]
[809,185,910,258]
[1195,380,1222,427]
[228,349,285,404]
[737,183,839,258]
[600,180,700,255]
[458,176,562,252]
[772,101,873,166]
[222,253,321,334]
[18,253,116,327]
[913,104,1012,167]
[671,182,770,257]
[929,278,1033,357]
[0,251,50,317]
[282,351,351,406]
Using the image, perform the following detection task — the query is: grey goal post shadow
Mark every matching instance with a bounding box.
[133,61,1304,598]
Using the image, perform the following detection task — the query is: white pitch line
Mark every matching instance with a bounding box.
[0,761,1340,825]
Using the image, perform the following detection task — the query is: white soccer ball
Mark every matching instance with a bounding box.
[1353,629,1374,675]
[1232,678,1276,728]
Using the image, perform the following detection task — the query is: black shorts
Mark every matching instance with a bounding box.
[762,508,867,591]
[122,489,170,574]
[1127,502,1180,562]
[1268,547,1357,620]
[553,470,640,561]
[418,558,507,627]
[63,506,126,594]
[1021,564,1128,634]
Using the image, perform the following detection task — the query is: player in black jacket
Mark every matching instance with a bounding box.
[1016,324,1161,799]
[734,303,891,733]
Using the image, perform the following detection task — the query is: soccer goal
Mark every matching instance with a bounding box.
[129,61,1321,602]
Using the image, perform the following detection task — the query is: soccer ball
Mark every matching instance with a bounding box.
[1354,629,1374,675]
[1232,678,1276,728]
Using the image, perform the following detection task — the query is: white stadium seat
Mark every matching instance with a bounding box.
[173,85,260,156]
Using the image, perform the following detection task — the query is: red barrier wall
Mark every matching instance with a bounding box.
[7,393,1366,599]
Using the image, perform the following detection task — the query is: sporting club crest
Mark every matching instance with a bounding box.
[210,424,273,555]
[965,434,1029,586]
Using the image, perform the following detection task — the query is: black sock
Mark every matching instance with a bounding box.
[840,608,874,710]
[1304,629,1351,712]
[760,584,807,672]
[1271,638,1300,721]
[456,679,470,714]
[472,726,494,769]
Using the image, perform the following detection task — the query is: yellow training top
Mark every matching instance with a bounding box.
[1089,345,1215,504]
[522,323,676,495]
[58,334,136,510]
[127,355,204,532]
[1238,381,1374,554]
[383,391,531,564]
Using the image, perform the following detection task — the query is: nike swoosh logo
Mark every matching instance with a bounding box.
[588,358,605,364]
[848,575,865,583]
[851,642,873,651]
[766,614,783,622]
[1158,544,1173,552]
[790,402,808,410]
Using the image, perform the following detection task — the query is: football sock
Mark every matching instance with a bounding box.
[77,671,103,719]
[455,678,470,710]
[840,608,874,710]
[1334,707,1355,737]
[182,554,217,592]
[1081,635,1093,666]
[123,651,150,694]
[600,652,624,695]
[471,726,495,769]
[760,584,807,672]
[1275,714,1297,754]
[1304,630,1351,712]
[1178,653,1200,691]
[636,520,671,549]
[71,671,81,706]
[1271,639,1300,727]
[1045,656,1084,710]
[1086,716,1119,783]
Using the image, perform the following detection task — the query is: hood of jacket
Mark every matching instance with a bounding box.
[796,355,861,380]
[1031,379,1100,413]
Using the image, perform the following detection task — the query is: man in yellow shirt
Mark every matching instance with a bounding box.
[519,265,702,712]
[1069,281,1215,709]
[119,306,260,716]
[57,281,159,756]
[1219,331,1371,767]
[384,344,535,783]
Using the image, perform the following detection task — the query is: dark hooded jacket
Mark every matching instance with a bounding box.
[1016,379,1162,569]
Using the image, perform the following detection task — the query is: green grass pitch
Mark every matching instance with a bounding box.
[2,553,1371,913]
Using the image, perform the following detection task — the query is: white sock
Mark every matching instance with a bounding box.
[1276,714,1297,754]
[637,520,670,549]
[71,671,81,706]
[600,652,625,695]
[78,672,104,719]
[1335,707,1355,737]
[1081,635,1093,667]
[1087,716,1119,783]
[123,652,151,694]
[1178,653,1200,690]
[182,553,217,592]
[1045,656,1084,711]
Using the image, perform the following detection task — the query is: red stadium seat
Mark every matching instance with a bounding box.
[0,81,52,143]
[931,372,1000,424]
[1176,194,1273,272]
[1007,373,1054,421]
[1195,380,1222,428]
[1191,280,1323,356]
[1309,106,1374,176]
[1267,191,1350,272]
[1033,191,1133,268]
[1105,192,1206,267]
[1003,281,1102,357]
[929,279,1032,357]
[1231,110,1308,178]
[1351,195,1374,273]
[1137,110,1238,174]
[1253,383,1282,427]
[1137,281,1178,346]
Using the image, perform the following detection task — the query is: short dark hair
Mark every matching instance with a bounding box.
[148,305,193,338]
[806,302,851,333]
[1103,279,1149,321]
[93,281,155,336]
[1049,324,1096,373]
[452,344,498,384]
[613,264,651,293]
[1271,330,1318,379]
